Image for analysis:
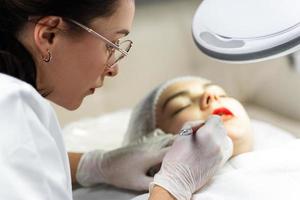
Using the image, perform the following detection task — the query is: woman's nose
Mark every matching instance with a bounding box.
[200,92,220,110]
[105,65,119,77]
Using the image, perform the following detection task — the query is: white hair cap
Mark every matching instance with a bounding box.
[123,76,210,145]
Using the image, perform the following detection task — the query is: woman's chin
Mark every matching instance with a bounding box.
[61,99,83,111]
[223,118,247,138]
[223,119,253,156]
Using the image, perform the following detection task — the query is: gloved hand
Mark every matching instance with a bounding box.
[151,115,233,200]
[76,133,175,191]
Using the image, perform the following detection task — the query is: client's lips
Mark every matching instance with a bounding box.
[212,107,234,121]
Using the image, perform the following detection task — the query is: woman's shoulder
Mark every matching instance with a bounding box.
[0,73,56,125]
[0,76,71,199]
[0,73,49,107]
[0,73,64,154]
[0,73,38,95]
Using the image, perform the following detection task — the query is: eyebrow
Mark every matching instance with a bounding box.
[116,29,130,36]
[162,90,189,112]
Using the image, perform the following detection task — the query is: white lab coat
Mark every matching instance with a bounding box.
[0,73,72,200]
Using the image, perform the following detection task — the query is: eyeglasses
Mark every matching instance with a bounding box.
[67,19,133,68]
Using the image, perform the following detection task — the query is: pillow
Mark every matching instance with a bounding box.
[250,119,295,151]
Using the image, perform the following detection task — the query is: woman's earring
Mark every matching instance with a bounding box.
[42,50,52,63]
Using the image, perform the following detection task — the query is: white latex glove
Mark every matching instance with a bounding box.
[76,133,175,191]
[151,115,233,200]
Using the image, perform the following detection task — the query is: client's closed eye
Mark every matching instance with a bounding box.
[171,104,192,117]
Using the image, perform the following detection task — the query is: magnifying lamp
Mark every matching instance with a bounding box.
[192,0,300,63]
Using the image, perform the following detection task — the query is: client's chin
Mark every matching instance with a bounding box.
[224,122,253,156]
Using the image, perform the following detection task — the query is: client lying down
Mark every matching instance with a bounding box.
[123,76,300,200]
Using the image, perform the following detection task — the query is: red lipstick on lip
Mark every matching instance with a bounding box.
[212,107,234,116]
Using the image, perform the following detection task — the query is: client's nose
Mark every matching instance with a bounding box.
[201,92,220,110]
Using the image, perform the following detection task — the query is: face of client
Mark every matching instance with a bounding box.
[155,80,253,156]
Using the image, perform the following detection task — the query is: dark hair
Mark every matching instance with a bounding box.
[0,0,120,89]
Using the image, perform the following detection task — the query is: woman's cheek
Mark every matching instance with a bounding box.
[167,112,201,134]
[169,118,189,134]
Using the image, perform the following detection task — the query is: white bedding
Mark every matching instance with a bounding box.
[133,139,300,200]
[62,111,296,200]
[194,139,300,200]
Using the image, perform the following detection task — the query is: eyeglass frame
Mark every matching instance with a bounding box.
[67,18,133,68]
